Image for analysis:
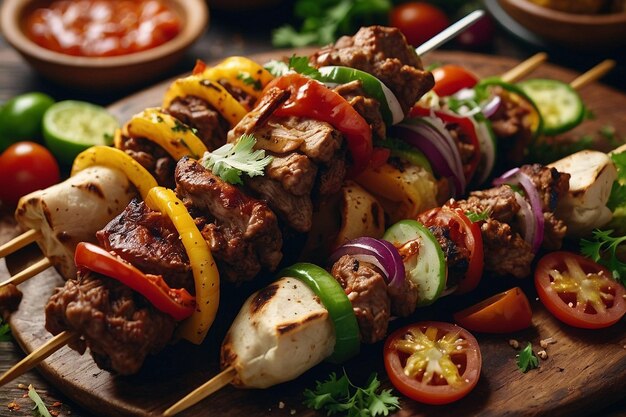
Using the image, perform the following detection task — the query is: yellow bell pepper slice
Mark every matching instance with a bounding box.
[123,108,208,160]
[355,163,438,224]
[145,186,220,345]
[162,75,248,127]
[71,146,158,199]
[201,56,273,101]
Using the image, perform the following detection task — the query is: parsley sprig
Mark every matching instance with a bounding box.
[580,229,626,286]
[201,134,273,185]
[264,55,321,79]
[303,370,400,417]
[517,343,539,373]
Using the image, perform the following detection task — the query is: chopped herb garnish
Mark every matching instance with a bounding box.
[466,209,490,223]
[288,55,321,79]
[264,60,290,78]
[201,134,272,185]
[171,120,192,133]
[580,229,626,286]
[303,370,400,417]
[28,385,52,417]
[0,317,11,341]
[517,342,539,373]
[237,72,263,91]
[272,0,392,47]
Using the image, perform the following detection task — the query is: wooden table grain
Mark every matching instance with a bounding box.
[1,1,626,416]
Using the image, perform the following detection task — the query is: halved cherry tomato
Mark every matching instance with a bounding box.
[0,141,60,207]
[384,321,481,405]
[418,207,483,294]
[75,242,195,321]
[453,287,533,333]
[535,251,626,329]
[431,65,479,97]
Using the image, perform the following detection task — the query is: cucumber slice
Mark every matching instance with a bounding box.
[518,78,585,136]
[383,220,446,307]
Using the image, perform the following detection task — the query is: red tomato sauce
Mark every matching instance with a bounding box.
[23,0,181,57]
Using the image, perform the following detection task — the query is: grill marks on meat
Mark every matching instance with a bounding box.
[331,255,390,344]
[45,272,176,375]
[310,26,434,114]
[446,164,570,278]
[175,157,283,283]
[166,96,231,151]
[228,87,345,233]
[97,198,193,292]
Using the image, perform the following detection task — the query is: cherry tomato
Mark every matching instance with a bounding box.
[0,142,60,207]
[0,92,55,151]
[535,251,626,329]
[453,287,533,333]
[418,207,483,294]
[389,2,449,47]
[384,321,481,405]
[431,65,479,97]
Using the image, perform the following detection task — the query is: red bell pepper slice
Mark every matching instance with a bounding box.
[74,242,195,321]
[410,106,481,183]
[264,73,373,176]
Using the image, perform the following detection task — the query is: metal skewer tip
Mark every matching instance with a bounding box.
[416,9,485,56]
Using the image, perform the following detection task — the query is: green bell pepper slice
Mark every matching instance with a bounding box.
[279,262,360,363]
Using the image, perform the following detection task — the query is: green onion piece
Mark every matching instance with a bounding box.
[279,263,360,363]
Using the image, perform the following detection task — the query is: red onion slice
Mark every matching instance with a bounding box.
[481,95,502,118]
[329,237,406,288]
[493,168,545,252]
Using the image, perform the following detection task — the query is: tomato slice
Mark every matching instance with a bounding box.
[535,251,626,329]
[384,321,481,405]
[418,207,484,294]
[453,287,533,333]
[431,65,479,97]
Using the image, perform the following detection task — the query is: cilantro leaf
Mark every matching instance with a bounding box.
[465,209,490,223]
[288,55,321,79]
[0,318,11,342]
[201,134,273,185]
[28,385,52,417]
[303,370,400,417]
[517,343,539,373]
[580,229,626,286]
[263,60,290,78]
[272,0,391,47]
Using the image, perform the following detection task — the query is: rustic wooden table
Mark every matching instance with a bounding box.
[1,1,625,416]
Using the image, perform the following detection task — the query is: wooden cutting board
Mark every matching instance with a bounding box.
[3,50,626,417]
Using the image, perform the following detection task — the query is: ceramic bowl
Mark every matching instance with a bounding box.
[499,0,626,49]
[0,0,209,92]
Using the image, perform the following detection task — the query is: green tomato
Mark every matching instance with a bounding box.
[0,92,55,151]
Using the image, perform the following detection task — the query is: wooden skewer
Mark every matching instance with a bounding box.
[1,258,52,288]
[0,229,41,258]
[570,59,615,91]
[163,366,236,417]
[0,331,77,387]
[500,52,548,83]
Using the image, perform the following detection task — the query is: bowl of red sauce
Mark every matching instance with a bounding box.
[0,0,208,91]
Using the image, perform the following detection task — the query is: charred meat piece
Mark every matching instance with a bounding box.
[45,272,176,375]
[115,136,176,189]
[310,26,434,113]
[175,157,283,283]
[266,153,318,197]
[333,80,386,140]
[428,224,471,287]
[331,255,390,344]
[0,284,22,313]
[166,95,231,151]
[97,198,193,292]
[479,219,535,278]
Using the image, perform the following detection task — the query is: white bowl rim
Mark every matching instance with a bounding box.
[0,0,209,68]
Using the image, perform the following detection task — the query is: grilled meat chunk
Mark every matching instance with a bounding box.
[97,198,193,291]
[331,255,390,344]
[115,136,176,189]
[175,157,283,283]
[310,26,434,113]
[45,272,176,375]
